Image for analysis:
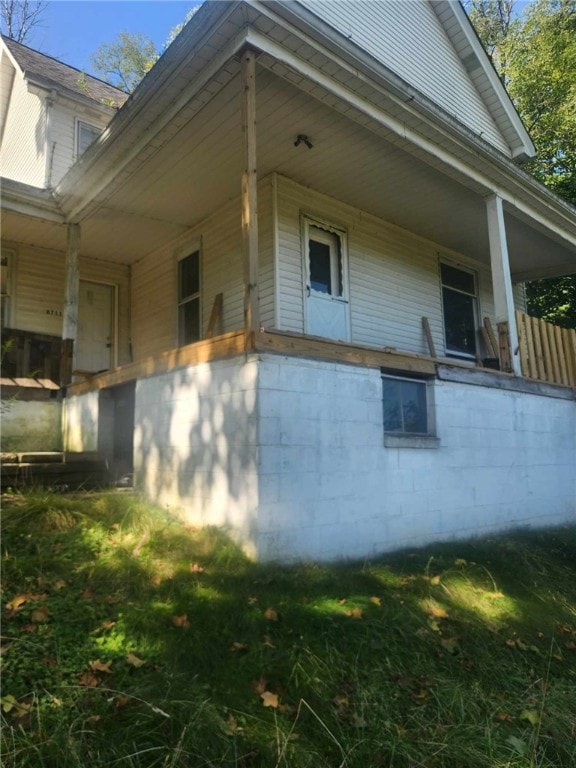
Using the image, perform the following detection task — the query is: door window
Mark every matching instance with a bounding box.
[308,226,343,296]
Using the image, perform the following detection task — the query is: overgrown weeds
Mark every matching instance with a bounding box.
[1,490,575,767]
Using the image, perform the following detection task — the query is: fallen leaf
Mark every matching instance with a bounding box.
[423,600,448,619]
[430,575,441,586]
[264,608,279,621]
[552,653,563,662]
[262,635,275,648]
[81,588,94,599]
[338,598,347,605]
[251,676,267,695]
[495,712,513,721]
[171,614,191,628]
[347,607,363,619]
[229,642,249,652]
[90,659,112,674]
[115,695,130,709]
[53,579,67,590]
[101,620,116,631]
[520,709,540,726]
[5,595,28,612]
[565,641,576,650]
[86,715,101,724]
[189,563,205,573]
[79,672,99,688]
[454,558,467,567]
[260,691,279,708]
[370,596,382,606]
[505,639,516,648]
[20,623,37,634]
[126,652,146,668]
[247,596,259,605]
[440,637,460,654]
[30,606,50,624]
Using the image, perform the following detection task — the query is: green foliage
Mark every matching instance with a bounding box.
[2,490,576,767]
[468,0,576,327]
[90,31,158,93]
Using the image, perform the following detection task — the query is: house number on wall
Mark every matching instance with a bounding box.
[45,309,63,317]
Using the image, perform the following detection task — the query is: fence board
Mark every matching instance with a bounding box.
[515,311,575,387]
[531,316,545,380]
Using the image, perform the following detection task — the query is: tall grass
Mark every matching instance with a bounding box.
[2,490,575,767]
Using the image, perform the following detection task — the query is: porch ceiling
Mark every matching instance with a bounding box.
[27,59,574,281]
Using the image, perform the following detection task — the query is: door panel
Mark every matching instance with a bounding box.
[76,282,113,372]
[305,224,350,341]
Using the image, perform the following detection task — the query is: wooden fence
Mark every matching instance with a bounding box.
[515,311,576,387]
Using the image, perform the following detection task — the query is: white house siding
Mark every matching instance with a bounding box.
[297,0,509,155]
[276,176,509,357]
[4,242,131,364]
[49,100,112,187]
[134,357,260,557]
[256,355,576,561]
[0,51,15,144]
[131,180,274,361]
[0,72,46,186]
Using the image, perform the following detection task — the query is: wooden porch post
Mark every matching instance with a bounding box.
[241,48,259,350]
[486,195,521,375]
[61,223,80,386]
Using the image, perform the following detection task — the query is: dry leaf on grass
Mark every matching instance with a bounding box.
[260,691,279,708]
[90,659,112,674]
[126,652,146,668]
[229,642,249,652]
[346,608,363,619]
[263,608,279,621]
[30,606,50,624]
[370,596,382,606]
[171,614,191,628]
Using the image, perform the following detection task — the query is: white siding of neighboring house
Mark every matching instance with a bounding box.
[275,175,523,358]
[131,178,274,361]
[0,71,46,186]
[2,240,131,365]
[297,0,510,155]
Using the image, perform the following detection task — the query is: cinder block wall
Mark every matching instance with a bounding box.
[133,357,260,557]
[256,355,576,561]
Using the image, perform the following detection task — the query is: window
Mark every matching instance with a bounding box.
[383,374,431,436]
[441,262,477,358]
[76,121,102,157]
[308,225,343,296]
[178,251,201,345]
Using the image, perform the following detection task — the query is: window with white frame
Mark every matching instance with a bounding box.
[440,262,478,358]
[178,250,201,345]
[382,373,432,436]
[76,121,102,158]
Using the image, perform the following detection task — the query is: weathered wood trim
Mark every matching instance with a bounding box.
[66,331,245,396]
[256,330,437,374]
[241,48,259,348]
[437,365,575,400]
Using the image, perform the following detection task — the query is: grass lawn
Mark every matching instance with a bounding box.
[1,490,575,767]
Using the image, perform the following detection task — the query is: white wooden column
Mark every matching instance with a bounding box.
[61,223,80,384]
[241,48,259,348]
[486,195,521,376]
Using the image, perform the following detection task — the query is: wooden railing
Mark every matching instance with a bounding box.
[516,311,576,387]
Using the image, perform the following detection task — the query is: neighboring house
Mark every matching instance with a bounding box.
[1,1,575,560]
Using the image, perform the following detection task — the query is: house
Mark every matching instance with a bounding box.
[1,1,575,560]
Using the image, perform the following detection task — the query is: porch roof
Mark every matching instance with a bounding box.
[2,1,575,281]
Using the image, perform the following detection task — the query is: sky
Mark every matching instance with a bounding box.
[15,1,194,77]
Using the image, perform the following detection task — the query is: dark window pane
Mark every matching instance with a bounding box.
[179,297,200,345]
[441,264,475,295]
[442,287,476,355]
[309,239,331,293]
[78,123,102,156]
[383,378,402,431]
[179,252,200,300]
[401,380,427,434]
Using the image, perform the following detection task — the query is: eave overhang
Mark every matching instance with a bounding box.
[49,0,574,277]
[1,177,65,224]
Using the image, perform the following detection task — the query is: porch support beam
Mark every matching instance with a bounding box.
[486,195,521,376]
[241,47,259,350]
[61,223,81,386]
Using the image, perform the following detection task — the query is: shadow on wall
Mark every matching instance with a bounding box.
[134,359,260,556]
[65,391,99,453]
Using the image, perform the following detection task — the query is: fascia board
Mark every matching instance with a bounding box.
[0,38,24,76]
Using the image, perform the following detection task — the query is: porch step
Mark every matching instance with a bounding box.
[1,452,110,491]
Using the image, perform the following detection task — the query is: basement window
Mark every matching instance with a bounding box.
[441,262,478,359]
[382,373,439,448]
[178,250,201,345]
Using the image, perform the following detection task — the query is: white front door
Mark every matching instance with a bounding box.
[76,281,114,372]
[305,224,350,341]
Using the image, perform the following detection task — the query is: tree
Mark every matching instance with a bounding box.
[0,0,46,43]
[468,0,576,328]
[90,31,158,93]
